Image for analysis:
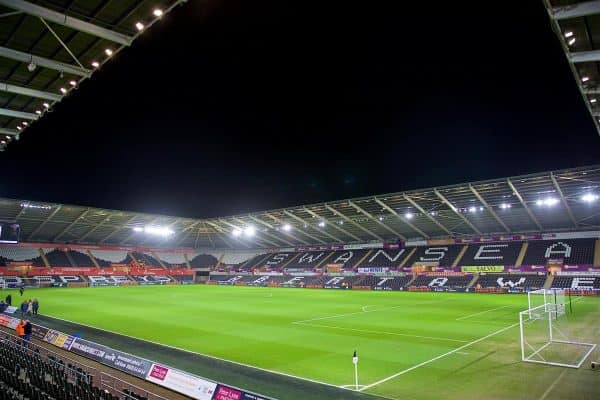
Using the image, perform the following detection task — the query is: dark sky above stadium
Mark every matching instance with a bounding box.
[2,1,599,219]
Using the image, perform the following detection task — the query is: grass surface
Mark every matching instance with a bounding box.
[7,285,599,400]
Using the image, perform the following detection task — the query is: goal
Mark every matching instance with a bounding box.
[520,289,596,368]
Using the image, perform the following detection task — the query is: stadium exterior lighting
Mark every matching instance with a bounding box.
[282,224,292,231]
[136,22,145,31]
[318,221,326,227]
[60,87,67,94]
[43,103,50,108]
[568,38,576,46]
[405,212,414,219]
[232,229,242,237]
[91,61,100,68]
[582,76,590,82]
[105,48,113,56]
[153,9,164,17]
[537,197,559,207]
[581,193,599,203]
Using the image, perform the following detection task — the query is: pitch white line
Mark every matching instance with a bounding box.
[294,305,406,324]
[537,369,567,400]
[455,305,510,321]
[293,321,470,343]
[359,321,519,391]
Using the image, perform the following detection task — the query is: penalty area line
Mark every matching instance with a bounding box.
[358,321,519,392]
[455,305,511,321]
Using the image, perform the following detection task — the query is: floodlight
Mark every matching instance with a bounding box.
[318,221,325,227]
[582,76,590,82]
[16,126,22,131]
[91,61,100,68]
[282,224,292,231]
[69,80,77,87]
[244,226,256,237]
[568,38,576,46]
[468,206,477,213]
[232,229,242,237]
[153,9,163,17]
[479,206,484,211]
[537,197,558,206]
[105,49,113,56]
[35,110,41,115]
[339,220,344,225]
[43,103,50,108]
[27,62,36,72]
[0,141,4,145]
[133,227,143,232]
[378,216,384,221]
[499,203,511,209]
[135,22,145,31]
[60,87,67,94]
[22,122,28,126]
[5,136,9,140]
[405,212,414,219]
[581,194,599,203]
[564,31,574,38]
[144,226,174,236]
[592,98,597,103]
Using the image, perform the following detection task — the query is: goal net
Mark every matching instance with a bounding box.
[520,290,596,368]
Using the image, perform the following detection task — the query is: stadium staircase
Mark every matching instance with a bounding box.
[281,253,301,269]
[595,239,600,266]
[39,249,50,268]
[515,242,528,266]
[452,245,468,267]
[398,247,416,268]
[405,274,417,286]
[467,273,479,288]
[183,253,192,268]
[352,250,373,269]
[151,252,167,268]
[543,275,554,289]
[86,250,101,268]
[316,252,334,268]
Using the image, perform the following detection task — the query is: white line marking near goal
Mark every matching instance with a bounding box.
[455,305,510,321]
[455,351,469,355]
[294,304,406,324]
[358,321,519,392]
[293,321,470,343]
[537,369,567,400]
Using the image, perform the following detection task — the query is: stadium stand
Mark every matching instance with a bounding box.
[355,248,409,269]
[324,250,369,268]
[521,239,596,265]
[0,248,42,264]
[402,245,464,267]
[154,252,187,267]
[250,252,295,269]
[89,250,129,267]
[68,250,96,267]
[550,275,600,289]
[475,274,547,290]
[220,252,262,267]
[355,275,412,290]
[284,251,332,269]
[188,254,218,268]
[43,249,71,268]
[410,275,473,288]
[132,252,162,267]
[459,242,523,266]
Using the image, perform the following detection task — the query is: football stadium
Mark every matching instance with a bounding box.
[0,1,599,400]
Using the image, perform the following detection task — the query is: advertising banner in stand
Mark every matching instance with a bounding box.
[69,338,152,379]
[0,314,17,328]
[213,385,272,400]
[461,266,505,273]
[31,325,49,341]
[43,329,76,350]
[146,363,217,400]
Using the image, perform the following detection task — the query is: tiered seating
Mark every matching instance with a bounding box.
[355,248,410,269]
[220,252,262,267]
[0,247,44,267]
[403,245,464,267]
[521,239,596,265]
[155,252,187,267]
[189,254,218,268]
[475,274,546,289]
[132,252,162,267]
[354,275,412,290]
[89,250,128,267]
[324,250,369,268]
[551,275,600,289]
[68,250,96,267]
[459,242,522,266]
[43,249,71,267]
[284,251,333,269]
[0,335,113,400]
[249,252,296,269]
[410,275,473,288]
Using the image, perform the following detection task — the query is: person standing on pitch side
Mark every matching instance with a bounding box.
[5,293,11,306]
[32,298,39,315]
[19,284,24,296]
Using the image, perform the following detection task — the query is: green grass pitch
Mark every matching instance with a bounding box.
[11,285,600,400]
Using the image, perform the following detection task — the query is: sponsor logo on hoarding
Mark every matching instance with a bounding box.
[461,266,505,273]
[214,386,242,400]
[146,364,217,400]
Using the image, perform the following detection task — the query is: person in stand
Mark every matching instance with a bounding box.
[4,293,11,306]
[32,299,39,315]
[26,300,33,316]
[15,320,25,346]
[20,300,28,318]
[22,320,32,348]
[0,300,6,313]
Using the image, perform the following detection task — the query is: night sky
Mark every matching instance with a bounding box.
[1,1,599,219]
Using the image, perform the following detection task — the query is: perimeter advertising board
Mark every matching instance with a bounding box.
[146,363,217,400]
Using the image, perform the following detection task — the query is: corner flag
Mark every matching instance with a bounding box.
[352,350,358,365]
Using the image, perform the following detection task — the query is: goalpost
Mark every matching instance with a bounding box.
[520,289,596,368]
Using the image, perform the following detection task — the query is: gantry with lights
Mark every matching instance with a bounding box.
[1,165,599,250]
[544,0,600,136]
[0,0,187,150]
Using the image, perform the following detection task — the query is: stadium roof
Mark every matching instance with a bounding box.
[2,165,600,250]
[544,0,600,135]
[0,0,187,150]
